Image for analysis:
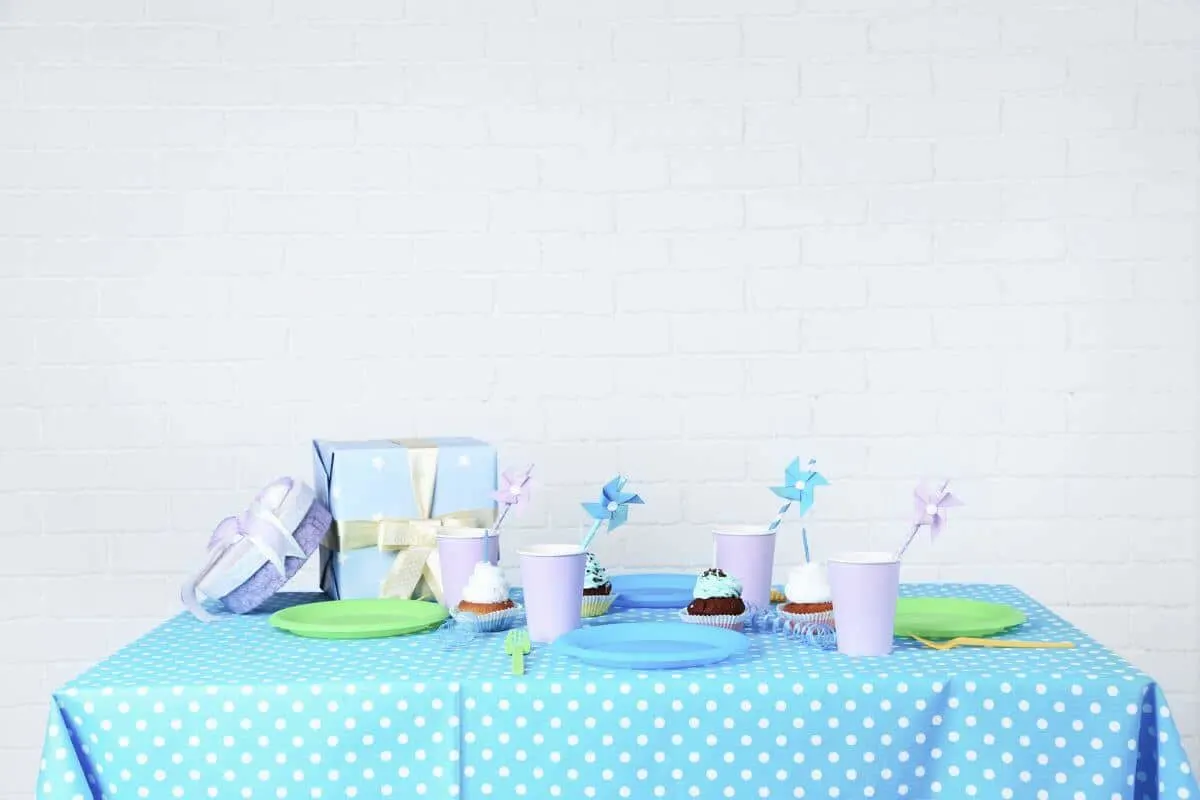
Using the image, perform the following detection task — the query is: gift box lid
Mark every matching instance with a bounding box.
[312,437,496,522]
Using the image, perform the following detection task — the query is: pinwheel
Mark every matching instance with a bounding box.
[493,464,534,514]
[487,464,534,559]
[580,475,644,549]
[895,480,964,559]
[767,458,829,531]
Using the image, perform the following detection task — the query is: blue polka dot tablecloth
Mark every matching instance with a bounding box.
[38,583,1197,800]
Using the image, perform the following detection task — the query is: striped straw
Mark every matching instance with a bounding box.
[766,500,792,533]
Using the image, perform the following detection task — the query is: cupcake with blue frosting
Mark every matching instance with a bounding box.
[581,552,619,618]
[679,568,748,630]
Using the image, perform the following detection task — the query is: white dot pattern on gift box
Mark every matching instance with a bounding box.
[36,584,1198,800]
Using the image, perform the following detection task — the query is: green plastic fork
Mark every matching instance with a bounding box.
[504,629,531,676]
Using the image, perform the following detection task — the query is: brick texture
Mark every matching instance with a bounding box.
[1,0,1198,793]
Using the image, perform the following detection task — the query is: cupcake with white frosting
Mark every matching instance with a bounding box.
[452,562,522,632]
[581,552,619,618]
[457,562,515,615]
[779,562,834,626]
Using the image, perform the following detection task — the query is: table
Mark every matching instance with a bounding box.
[38,583,1197,800]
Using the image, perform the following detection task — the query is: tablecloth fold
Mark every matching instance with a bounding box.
[37,696,96,800]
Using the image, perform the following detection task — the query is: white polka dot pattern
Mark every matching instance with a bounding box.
[36,584,1198,799]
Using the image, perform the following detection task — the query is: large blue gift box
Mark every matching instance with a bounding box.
[313,437,496,601]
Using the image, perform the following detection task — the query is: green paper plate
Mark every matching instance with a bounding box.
[894,597,1026,639]
[269,599,448,640]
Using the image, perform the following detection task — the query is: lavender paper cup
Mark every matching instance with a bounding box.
[828,551,901,656]
[713,526,777,610]
[518,544,586,644]
[437,528,501,611]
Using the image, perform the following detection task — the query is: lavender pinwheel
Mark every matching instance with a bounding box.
[580,475,643,549]
[486,464,534,559]
[767,457,829,531]
[493,464,534,511]
[896,480,964,559]
[913,482,962,541]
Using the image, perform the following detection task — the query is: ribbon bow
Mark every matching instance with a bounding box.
[333,511,484,602]
[324,443,494,602]
[182,478,308,621]
[912,481,962,540]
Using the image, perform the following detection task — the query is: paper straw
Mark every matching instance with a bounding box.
[802,528,810,564]
[893,522,922,562]
[895,479,950,560]
[483,508,507,562]
[766,500,792,533]
[580,519,603,551]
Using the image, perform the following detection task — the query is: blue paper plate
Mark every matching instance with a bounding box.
[610,573,694,609]
[553,622,748,670]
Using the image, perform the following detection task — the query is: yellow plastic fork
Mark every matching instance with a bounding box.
[911,635,1075,651]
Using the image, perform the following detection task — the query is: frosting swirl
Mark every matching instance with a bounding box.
[785,563,831,604]
[460,562,510,605]
[693,568,742,600]
[584,552,610,590]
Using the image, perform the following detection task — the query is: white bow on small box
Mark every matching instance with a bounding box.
[182,477,331,620]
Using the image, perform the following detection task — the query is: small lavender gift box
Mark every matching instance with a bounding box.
[313,438,497,602]
[182,477,332,619]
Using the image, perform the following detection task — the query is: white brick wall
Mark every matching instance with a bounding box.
[1,0,1197,793]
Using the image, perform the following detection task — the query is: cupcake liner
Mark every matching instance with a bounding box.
[450,603,524,634]
[581,593,619,618]
[778,607,835,628]
[678,608,749,631]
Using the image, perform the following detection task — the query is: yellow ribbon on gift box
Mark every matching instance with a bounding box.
[324,439,494,603]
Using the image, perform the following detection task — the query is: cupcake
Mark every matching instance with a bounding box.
[779,562,834,626]
[679,568,748,630]
[581,552,619,618]
[453,563,521,632]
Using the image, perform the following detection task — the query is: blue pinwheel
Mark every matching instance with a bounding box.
[580,475,643,549]
[769,457,829,525]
